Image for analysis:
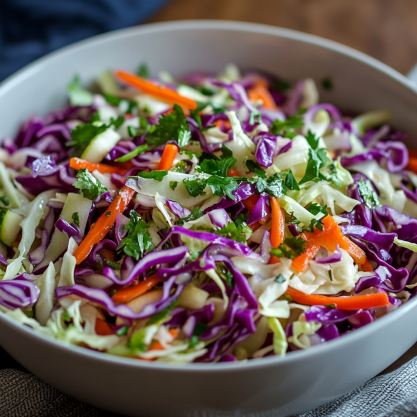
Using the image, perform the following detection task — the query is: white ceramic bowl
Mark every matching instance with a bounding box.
[0,20,417,417]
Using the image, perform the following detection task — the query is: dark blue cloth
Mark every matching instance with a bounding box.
[0,0,170,81]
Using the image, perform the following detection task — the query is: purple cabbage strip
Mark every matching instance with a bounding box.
[340,225,396,251]
[347,311,373,329]
[315,245,342,264]
[102,246,189,286]
[166,199,191,219]
[259,231,272,264]
[0,279,40,310]
[304,305,359,324]
[29,207,56,265]
[156,226,261,260]
[203,183,255,213]
[84,240,118,267]
[115,213,129,245]
[253,134,276,168]
[247,193,270,225]
[288,224,300,237]
[208,209,231,228]
[54,218,82,244]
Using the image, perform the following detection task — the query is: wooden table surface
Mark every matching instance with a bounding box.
[148,0,417,76]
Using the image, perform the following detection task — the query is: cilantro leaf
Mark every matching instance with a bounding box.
[127,117,149,137]
[104,94,138,114]
[116,326,128,336]
[115,144,149,163]
[183,175,207,197]
[234,213,249,227]
[178,208,203,226]
[66,123,107,154]
[117,210,155,260]
[245,160,267,178]
[256,173,286,197]
[284,170,300,191]
[0,196,10,206]
[169,181,178,190]
[197,156,237,177]
[67,75,94,106]
[146,104,191,148]
[73,169,107,200]
[307,203,328,217]
[357,178,381,209]
[299,148,324,185]
[206,176,239,200]
[137,62,150,78]
[137,171,168,182]
[216,264,234,288]
[270,109,306,136]
[72,212,80,228]
[270,237,306,259]
[305,130,320,150]
[171,160,188,173]
[214,221,251,244]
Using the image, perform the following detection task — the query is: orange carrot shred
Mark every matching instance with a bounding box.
[70,157,127,175]
[158,144,179,170]
[74,186,135,265]
[138,329,180,361]
[248,81,278,110]
[286,286,389,310]
[95,318,112,336]
[344,237,367,265]
[361,259,374,272]
[269,197,285,264]
[112,273,159,303]
[115,70,198,110]
[291,241,321,273]
[227,168,241,177]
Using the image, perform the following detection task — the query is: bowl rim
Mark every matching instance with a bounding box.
[0,19,416,373]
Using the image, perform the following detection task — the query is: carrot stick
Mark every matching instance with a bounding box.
[344,237,367,265]
[269,197,285,264]
[248,81,278,110]
[95,318,112,336]
[157,144,179,170]
[138,328,179,361]
[249,222,261,232]
[242,194,260,212]
[361,259,374,272]
[98,249,115,261]
[227,168,241,177]
[291,242,321,273]
[112,273,159,303]
[286,286,389,310]
[408,149,417,158]
[74,186,135,264]
[303,216,349,252]
[70,158,127,175]
[115,70,198,110]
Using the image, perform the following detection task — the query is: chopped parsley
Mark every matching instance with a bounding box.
[146,104,191,148]
[283,170,300,191]
[178,208,203,226]
[307,203,328,217]
[205,176,239,200]
[270,109,306,137]
[117,210,155,260]
[305,130,320,150]
[357,178,380,209]
[104,94,138,114]
[325,304,336,308]
[127,117,149,137]
[299,148,326,185]
[217,264,234,288]
[256,173,287,197]
[214,221,251,244]
[171,160,188,173]
[71,212,80,228]
[67,123,107,155]
[183,175,208,197]
[116,326,128,336]
[137,62,150,78]
[115,144,149,163]
[137,170,168,182]
[328,269,333,281]
[245,160,267,178]
[275,274,286,284]
[147,300,178,325]
[0,196,10,206]
[67,75,94,106]
[105,211,112,217]
[73,169,107,200]
[169,181,179,190]
[270,237,306,259]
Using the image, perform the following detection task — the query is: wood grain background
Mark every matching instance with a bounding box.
[148,0,417,75]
